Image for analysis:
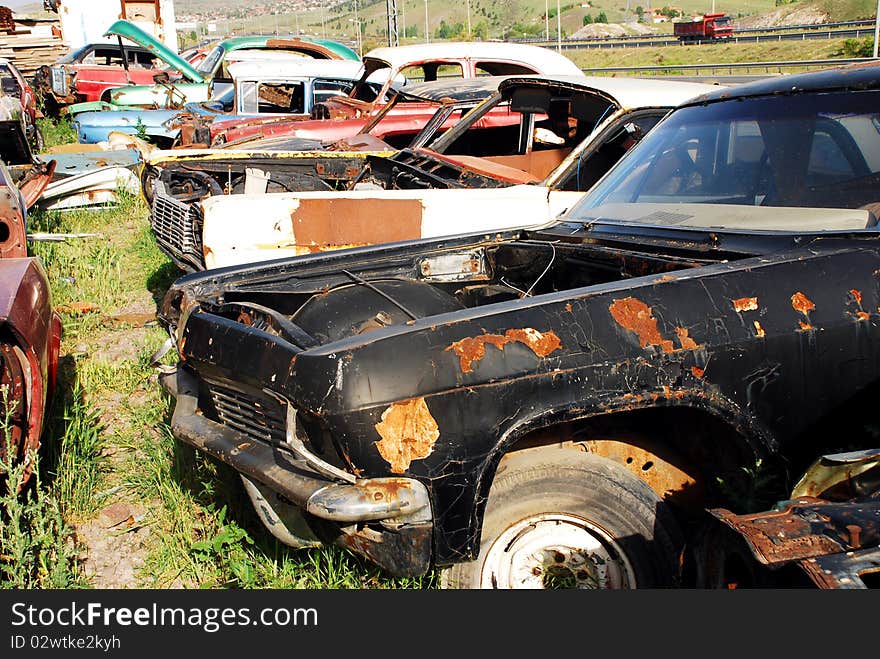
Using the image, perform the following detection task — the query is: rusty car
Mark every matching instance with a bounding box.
[149,75,716,271]
[156,62,880,588]
[0,135,62,483]
[207,41,587,147]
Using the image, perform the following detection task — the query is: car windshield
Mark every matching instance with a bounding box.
[568,88,880,227]
[197,46,224,76]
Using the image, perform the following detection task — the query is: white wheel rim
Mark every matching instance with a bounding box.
[480,513,636,589]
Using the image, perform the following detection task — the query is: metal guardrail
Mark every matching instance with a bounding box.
[514,19,877,48]
[579,57,873,76]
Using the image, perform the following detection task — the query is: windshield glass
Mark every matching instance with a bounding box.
[197,46,224,76]
[568,89,880,224]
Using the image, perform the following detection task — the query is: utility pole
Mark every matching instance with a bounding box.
[466,0,471,38]
[424,0,429,44]
[387,0,399,46]
[556,0,561,52]
[354,0,362,55]
[545,0,549,41]
[874,0,879,58]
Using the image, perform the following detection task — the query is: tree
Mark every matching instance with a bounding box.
[583,14,593,25]
[596,11,608,23]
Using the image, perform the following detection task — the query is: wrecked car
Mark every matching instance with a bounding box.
[151,75,716,271]
[143,75,528,270]
[32,28,188,112]
[209,41,587,147]
[0,153,62,484]
[156,62,880,588]
[0,57,43,150]
[72,58,364,148]
[104,24,359,111]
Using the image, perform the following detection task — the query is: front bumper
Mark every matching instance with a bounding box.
[160,366,434,576]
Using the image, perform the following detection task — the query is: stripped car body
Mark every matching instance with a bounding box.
[72,58,364,147]
[104,26,359,111]
[0,158,62,483]
[156,62,880,587]
[209,41,586,147]
[144,76,519,270]
[0,58,42,149]
[159,76,716,270]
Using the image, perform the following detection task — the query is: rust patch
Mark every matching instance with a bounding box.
[446,328,562,373]
[851,289,863,306]
[799,321,813,331]
[733,297,758,312]
[609,297,674,353]
[857,311,870,321]
[753,321,765,338]
[374,398,440,474]
[691,366,704,379]
[848,289,870,321]
[791,292,816,315]
[565,303,572,312]
[675,327,699,350]
[291,198,423,247]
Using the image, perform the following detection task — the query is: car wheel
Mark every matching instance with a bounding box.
[441,450,683,589]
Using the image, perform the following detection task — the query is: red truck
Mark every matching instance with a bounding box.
[673,13,733,42]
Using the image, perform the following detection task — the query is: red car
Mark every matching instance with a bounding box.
[0,57,42,150]
[32,41,172,110]
[0,158,61,484]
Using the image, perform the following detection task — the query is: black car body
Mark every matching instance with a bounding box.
[157,62,880,588]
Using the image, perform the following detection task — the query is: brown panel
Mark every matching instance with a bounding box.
[291,198,423,247]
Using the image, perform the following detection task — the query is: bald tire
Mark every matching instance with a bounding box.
[441,450,683,589]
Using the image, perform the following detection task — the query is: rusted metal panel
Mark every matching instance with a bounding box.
[374,397,440,473]
[292,198,424,247]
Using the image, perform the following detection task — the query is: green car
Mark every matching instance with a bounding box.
[102,20,360,110]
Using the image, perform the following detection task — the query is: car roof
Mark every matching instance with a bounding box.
[216,36,359,61]
[678,60,880,107]
[227,59,363,81]
[497,74,722,108]
[362,42,585,76]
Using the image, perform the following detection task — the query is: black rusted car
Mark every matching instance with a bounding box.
[157,62,880,588]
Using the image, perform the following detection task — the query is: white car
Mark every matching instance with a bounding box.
[189,75,720,270]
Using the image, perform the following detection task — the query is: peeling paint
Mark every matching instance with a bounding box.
[691,366,705,379]
[733,297,758,312]
[374,398,440,474]
[609,297,674,352]
[675,327,699,350]
[753,321,765,338]
[446,328,562,373]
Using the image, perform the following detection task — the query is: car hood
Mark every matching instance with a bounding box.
[103,20,204,83]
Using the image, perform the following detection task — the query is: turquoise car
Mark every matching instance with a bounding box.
[99,20,359,110]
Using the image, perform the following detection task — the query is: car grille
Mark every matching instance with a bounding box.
[151,182,204,270]
[202,378,287,447]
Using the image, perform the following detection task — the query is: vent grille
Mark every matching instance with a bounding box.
[202,378,286,446]
[151,183,204,268]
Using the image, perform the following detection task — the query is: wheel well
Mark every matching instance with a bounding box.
[497,406,774,516]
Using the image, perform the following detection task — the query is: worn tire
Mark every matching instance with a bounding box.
[441,450,683,589]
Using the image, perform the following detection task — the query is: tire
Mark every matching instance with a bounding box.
[441,450,683,589]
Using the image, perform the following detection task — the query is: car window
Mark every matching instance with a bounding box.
[475,61,539,76]
[399,62,463,83]
[312,78,356,105]
[240,81,305,114]
[576,89,880,214]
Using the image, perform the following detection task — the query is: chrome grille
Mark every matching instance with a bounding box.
[202,378,287,446]
[151,182,203,269]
